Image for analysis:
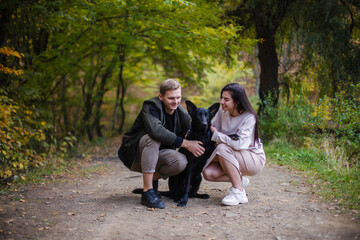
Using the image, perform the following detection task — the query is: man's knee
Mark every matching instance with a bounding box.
[176,154,187,172]
[162,152,187,177]
[140,134,160,150]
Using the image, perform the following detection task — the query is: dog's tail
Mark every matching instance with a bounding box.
[132,188,144,194]
[132,188,173,197]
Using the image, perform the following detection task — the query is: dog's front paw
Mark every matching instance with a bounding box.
[177,200,188,207]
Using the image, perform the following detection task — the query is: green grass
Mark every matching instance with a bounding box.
[265,138,360,215]
[0,157,76,193]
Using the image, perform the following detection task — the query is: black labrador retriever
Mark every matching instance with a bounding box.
[169,100,220,207]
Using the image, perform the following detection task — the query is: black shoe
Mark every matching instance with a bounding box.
[141,189,165,209]
[154,190,161,199]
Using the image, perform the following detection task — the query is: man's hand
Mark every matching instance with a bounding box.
[181,139,205,157]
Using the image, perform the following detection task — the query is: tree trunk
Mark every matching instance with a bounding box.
[83,92,94,142]
[80,68,100,141]
[61,76,69,133]
[93,56,117,138]
[0,3,12,47]
[253,1,291,114]
[117,48,126,134]
[256,32,279,113]
[112,80,121,131]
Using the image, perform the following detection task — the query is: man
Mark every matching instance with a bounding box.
[118,79,205,209]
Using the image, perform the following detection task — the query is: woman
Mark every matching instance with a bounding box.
[202,83,266,206]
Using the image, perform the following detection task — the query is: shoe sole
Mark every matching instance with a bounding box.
[221,198,248,205]
[141,200,165,209]
[221,200,248,206]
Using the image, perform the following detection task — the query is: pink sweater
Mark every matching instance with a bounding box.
[211,108,265,155]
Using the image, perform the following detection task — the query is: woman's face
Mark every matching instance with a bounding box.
[220,90,236,113]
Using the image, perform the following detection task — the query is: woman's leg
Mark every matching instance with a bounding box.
[203,161,231,182]
[217,154,243,191]
[203,154,243,190]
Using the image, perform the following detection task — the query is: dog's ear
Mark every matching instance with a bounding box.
[185,100,197,115]
[208,103,220,119]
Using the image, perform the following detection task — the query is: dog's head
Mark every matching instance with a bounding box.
[185,100,220,134]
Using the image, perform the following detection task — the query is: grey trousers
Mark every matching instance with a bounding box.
[131,134,187,179]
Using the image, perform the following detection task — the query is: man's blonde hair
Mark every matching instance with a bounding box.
[160,79,181,96]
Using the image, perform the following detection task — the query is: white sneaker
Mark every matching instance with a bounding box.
[221,187,248,206]
[242,176,250,188]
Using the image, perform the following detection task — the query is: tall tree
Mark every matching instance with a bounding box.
[222,0,359,112]
[224,0,293,112]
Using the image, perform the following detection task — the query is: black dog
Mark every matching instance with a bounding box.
[169,100,220,207]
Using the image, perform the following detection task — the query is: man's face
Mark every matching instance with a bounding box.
[158,88,181,114]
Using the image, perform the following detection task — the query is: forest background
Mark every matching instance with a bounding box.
[0,0,359,214]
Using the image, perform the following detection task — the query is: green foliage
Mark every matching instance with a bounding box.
[185,61,254,107]
[27,0,244,140]
[326,85,360,165]
[261,83,360,212]
[259,93,325,145]
[290,0,360,97]
[58,133,78,159]
[0,93,46,180]
[260,86,360,162]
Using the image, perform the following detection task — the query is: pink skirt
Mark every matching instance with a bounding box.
[203,143,266,176]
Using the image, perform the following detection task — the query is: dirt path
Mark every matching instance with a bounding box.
[1,141,359,240]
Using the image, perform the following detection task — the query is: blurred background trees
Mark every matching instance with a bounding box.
[1,0,359,187]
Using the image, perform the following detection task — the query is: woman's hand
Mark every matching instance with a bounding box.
[210,125,217,133]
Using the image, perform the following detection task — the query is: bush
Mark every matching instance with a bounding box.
[330,90,360,166]
[260,88,360,164]
[0,93,47,180]
[259,94,325,146]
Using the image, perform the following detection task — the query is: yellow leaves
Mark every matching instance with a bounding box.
[0,95,46,180]
[25,110,33,115]
[0,170,12,179]
[0,46,24,58]
[0,47,24,76]
[19,163,24,170]
[0,64,23,76]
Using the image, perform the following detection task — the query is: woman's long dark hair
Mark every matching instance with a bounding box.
[221,83,260,144]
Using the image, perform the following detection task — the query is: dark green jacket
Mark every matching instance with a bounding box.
[118,97,190,169]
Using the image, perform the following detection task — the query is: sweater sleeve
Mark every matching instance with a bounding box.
[211,114,256,150]
[211,110,221,130]
[141,103,177,146]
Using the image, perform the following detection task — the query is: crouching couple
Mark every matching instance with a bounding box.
[118,79,265,209]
